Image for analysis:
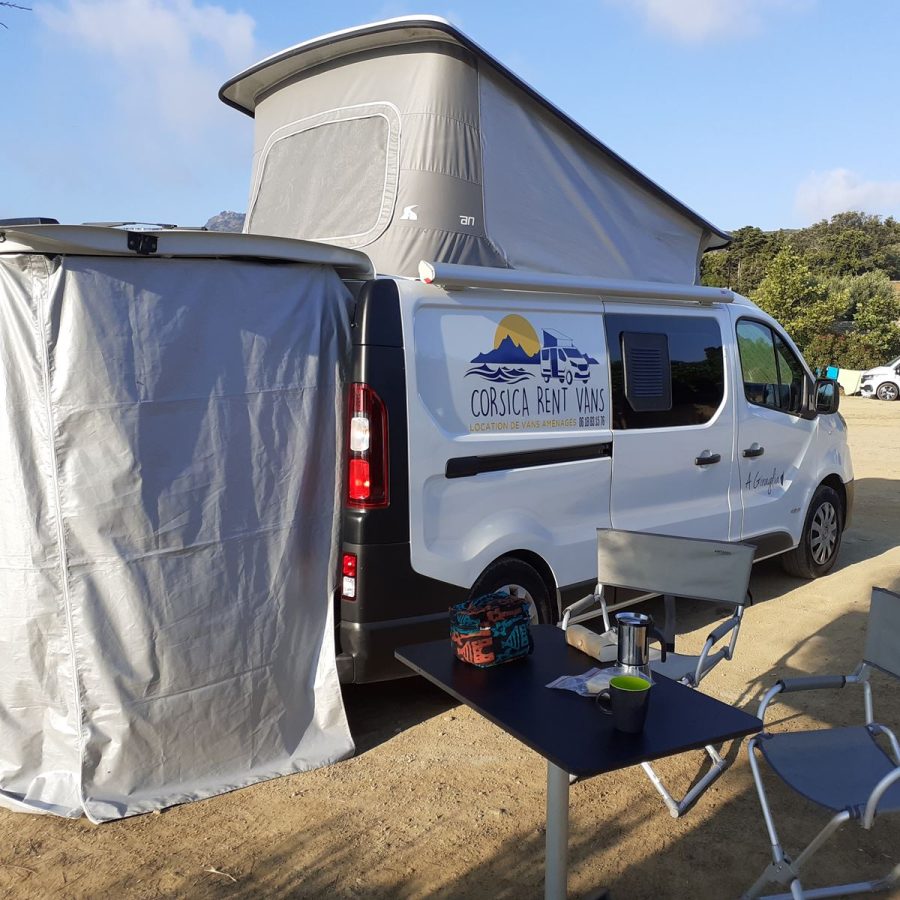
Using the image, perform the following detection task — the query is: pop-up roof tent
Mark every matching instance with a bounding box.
[220,16,730,283]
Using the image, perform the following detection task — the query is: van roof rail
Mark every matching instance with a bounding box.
[418,261,734,306]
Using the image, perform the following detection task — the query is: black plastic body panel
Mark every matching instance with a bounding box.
[343,279,409,547]
[446,442,611,479]
[339,278,448,683]
[746,530,796,559]
[844,479,855,529]
[338,540,468,682]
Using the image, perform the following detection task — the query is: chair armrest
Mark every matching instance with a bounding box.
[559,591,603,629]
[692,614,741,685]
[777,675,847,692]
[706,616,739,645]
[757,674,850,721]
[869,723,900,764]
[863,764,900,829]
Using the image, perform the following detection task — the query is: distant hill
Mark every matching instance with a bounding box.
[205,211,245,232]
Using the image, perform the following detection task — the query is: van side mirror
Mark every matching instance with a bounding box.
[814,378,839,415]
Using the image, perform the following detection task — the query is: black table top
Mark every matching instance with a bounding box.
[396,625,762,779]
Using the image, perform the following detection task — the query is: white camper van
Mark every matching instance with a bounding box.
[215,17,853,681]
[326,265,849,680]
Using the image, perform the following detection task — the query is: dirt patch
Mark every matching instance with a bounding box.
[1,396,898,899]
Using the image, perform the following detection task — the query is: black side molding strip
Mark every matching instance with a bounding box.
[446,442,612,479]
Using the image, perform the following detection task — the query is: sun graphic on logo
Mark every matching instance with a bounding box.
[494,314,540,357]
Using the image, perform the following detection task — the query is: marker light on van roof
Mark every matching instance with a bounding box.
[346,383,389,507]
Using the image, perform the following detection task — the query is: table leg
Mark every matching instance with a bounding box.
[663,594,676,652]
[545,761,570,900]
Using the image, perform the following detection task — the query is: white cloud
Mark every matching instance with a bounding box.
[38,0,257,136]
[609,0,813,43]
[794,169,900,223]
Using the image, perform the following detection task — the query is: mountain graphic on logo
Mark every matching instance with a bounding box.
[470,335,540,365]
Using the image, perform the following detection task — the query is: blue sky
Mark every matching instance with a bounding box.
[3,0,899,232]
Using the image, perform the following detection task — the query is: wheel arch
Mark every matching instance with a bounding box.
[819,473,848,526]
[473,549,561,619]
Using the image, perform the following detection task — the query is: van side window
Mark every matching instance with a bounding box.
[773,332,806,415]
[606,314,725,429]
[737,319,806,415]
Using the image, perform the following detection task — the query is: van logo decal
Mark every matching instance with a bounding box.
[466,316,598,385]
[464,315,606,432]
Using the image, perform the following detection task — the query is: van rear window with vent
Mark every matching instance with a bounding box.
[606,313,724,429]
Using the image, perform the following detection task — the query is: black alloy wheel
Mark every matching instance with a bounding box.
[469,557,554,624]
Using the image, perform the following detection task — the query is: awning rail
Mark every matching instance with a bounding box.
[418,261,734,305]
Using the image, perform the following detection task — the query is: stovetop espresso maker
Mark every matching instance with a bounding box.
[615,611,667,682]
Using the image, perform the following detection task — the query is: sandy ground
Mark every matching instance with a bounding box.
[1,395,898,900]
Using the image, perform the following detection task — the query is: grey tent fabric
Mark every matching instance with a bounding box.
[596,528,755,607]
[758,727,900,815]
[650,652,716,684]
[478,70,708,282]
[0,252,355,820]
[223,18,729,281]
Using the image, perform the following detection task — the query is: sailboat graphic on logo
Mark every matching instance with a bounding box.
[466,315,598,384]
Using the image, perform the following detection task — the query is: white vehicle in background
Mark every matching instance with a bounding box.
[859,355,900,401]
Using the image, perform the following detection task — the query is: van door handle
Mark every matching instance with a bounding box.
[742,445,765,458]
[694,452,721,466]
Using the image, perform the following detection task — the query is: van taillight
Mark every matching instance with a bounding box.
[341,552,357,600]
[347,383,389,508]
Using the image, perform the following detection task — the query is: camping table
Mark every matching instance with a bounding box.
[396,625,761,900]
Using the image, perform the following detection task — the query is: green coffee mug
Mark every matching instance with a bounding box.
[596,674,651,733]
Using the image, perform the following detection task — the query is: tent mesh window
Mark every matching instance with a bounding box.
[250,111,395,245]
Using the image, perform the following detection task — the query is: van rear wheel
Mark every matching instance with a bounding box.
[781,485,843,579]
[469,558,554,624]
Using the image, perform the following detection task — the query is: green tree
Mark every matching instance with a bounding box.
[848,274,900,367]
[752,248,843,350]
[701,226,783,296]
[788,212,900,280]
[703,212,900,290]
[802,272,900,369]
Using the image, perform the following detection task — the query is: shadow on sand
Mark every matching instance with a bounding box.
[212,557,900,899]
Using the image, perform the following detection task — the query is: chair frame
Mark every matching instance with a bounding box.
[744,664,900,900]
[560,529,755,818]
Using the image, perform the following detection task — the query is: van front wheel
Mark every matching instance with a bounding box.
[469,558,554,624]
[781,485,843,579]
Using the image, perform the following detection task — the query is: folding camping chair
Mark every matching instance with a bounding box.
[560,528,756,817]
[743,586,900,900]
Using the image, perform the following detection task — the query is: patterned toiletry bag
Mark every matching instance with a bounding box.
[449,591,534,667]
